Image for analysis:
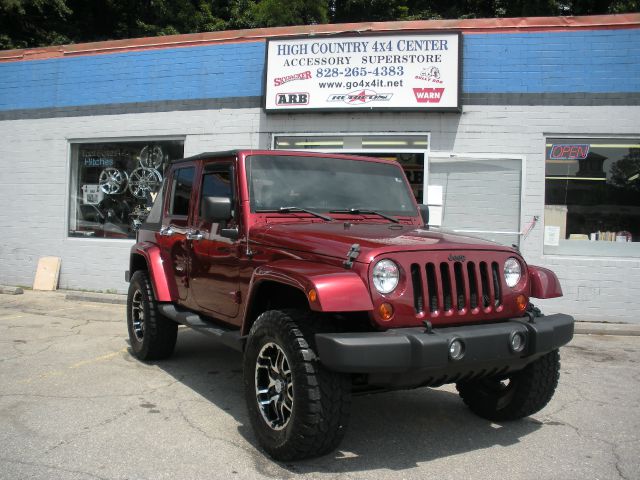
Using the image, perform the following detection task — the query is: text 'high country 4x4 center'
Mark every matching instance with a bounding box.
[125,150,574,461]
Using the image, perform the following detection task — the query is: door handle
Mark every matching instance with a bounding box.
[186,230,204,241]
[159,225,174,236]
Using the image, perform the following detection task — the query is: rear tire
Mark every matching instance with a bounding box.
[456,349,561,421]
[127,270,177,360]
[243,309,351,461]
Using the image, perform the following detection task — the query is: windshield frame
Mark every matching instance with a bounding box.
[246,153,419,218]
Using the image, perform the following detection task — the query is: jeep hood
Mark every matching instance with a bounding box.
[250,222,517,262]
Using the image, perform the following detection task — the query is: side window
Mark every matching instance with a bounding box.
[200,165,233,218]
[169,167,195,216]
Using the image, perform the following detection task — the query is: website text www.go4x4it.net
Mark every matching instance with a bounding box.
[318,78,404,90]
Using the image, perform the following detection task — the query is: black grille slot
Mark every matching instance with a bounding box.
[467,262,478,309]
[491,261,502,306]
[426,263,439,312]
[411,263,424,313]
[480,262,491,308]
[454,262,466,311]
[440,263,452,311]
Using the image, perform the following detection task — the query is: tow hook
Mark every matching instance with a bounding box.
[423,320,435,334]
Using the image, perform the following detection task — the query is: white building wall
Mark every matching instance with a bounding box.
[1,104,638,322]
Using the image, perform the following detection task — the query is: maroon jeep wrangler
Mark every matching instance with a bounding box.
[126,149,574,461]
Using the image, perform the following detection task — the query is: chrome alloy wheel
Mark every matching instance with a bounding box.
[130,289,145,342]
[255,342,294,431]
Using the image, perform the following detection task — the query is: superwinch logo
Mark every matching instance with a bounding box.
[275,93,309,106]
[273,71,312,87]
[327,89,393,104]
[413,87,445,103]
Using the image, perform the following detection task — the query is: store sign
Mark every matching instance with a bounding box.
[265,33,460,111]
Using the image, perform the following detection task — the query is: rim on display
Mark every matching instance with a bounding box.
[129,168,162,199]
[98,168,129,194]
[139,145,165,170]
[255,342,294,430]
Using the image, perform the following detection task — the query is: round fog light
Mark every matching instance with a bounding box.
[510,331,526,353]
[449,338,465,361]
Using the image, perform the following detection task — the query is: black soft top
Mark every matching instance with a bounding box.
[171,150,239,164]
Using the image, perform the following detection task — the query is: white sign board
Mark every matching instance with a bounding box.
[265,33,460,111]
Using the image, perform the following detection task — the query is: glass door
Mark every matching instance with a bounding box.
[427,154,524,246]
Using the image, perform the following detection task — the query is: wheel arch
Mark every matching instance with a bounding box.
[240,260,373,336]
[128,243,177,302]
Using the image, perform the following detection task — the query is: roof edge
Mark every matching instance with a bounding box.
[1,13,639,63]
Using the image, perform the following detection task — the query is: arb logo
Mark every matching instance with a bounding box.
[276,93,309,106]
[413,88,445,103]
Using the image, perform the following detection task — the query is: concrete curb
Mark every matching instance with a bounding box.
[65,292,127,305]
[0,285,24,295]
[574,322,640,337]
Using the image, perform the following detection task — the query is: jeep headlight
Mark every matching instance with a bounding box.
[372,259,400,294]
[504,257,522,288]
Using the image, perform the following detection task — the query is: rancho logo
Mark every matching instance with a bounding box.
[327,90,393,104]
[413,88,445,103]
[273,70,312,87]
[275,92,309,106]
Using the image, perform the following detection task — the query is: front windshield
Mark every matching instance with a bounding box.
[247,154,417,216]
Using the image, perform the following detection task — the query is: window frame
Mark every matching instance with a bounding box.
[543,134,640,259]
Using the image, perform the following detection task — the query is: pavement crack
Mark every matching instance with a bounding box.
[176,403,216,441]
[0,457,114,480]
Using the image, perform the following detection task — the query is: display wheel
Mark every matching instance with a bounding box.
[139,145,164,169]
[98,168,129,194]
[129,168,162,199]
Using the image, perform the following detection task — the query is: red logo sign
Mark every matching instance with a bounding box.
[413,88,445,103]
[327,89,393,104]
[273,71,312,87]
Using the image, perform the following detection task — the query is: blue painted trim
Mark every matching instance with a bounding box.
[463,29,640,93]
[0,28,638,112]
[0,42,266,111]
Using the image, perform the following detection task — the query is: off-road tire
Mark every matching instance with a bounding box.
[243,309,351,461]
[127,270,177,360]
[456,349,560,421]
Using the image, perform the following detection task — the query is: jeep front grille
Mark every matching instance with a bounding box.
[411,261,502,316]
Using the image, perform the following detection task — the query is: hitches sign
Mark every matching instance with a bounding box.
[265,33,460,111]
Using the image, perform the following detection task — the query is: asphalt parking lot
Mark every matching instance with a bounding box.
[1,291,638,480]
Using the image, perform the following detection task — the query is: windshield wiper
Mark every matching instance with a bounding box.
[256,206,333,221]
[330,208,399,223]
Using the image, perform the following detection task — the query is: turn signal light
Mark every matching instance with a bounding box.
[379,303,394,321]
[516,294,528,312]
[308,289,318,303]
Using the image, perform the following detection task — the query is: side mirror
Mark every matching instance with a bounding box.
[418,204,430,225]
[202,196,232,222]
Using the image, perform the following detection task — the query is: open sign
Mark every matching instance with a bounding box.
[549,144,590,160]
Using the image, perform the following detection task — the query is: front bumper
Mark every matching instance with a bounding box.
[315,314,574,379]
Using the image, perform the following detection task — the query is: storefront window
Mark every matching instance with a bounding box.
[69,140,184,239]
[273,134,428,202]
[544,138,640,257]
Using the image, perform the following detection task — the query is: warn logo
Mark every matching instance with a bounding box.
[413,87,445,103]
[276,93,309,106]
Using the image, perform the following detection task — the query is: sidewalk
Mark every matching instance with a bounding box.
[2,286,639,336]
